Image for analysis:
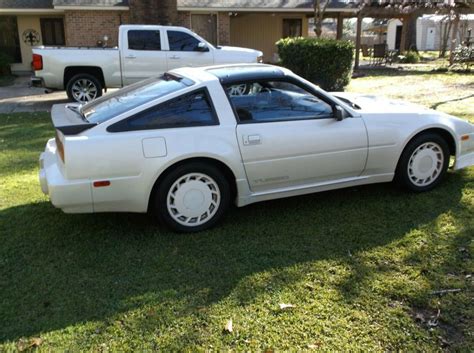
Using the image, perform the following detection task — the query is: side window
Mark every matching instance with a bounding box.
[128,30,161,50]
[225,81,333,123]
[168,30,200,51]
[108,90,218,132]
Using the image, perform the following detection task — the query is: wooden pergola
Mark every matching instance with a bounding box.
[316,0,474,69]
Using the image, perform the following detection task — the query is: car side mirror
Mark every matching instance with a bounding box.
[334,105,345,121]
[196,42,209,52]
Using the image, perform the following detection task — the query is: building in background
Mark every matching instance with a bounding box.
[1,0,363,73]
[386,14,474,51]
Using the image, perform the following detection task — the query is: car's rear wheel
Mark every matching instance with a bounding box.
[154,163,230,232]
[396,133,450,192]
[66,74,102,103]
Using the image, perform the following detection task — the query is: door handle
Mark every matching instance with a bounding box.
[169,55,180,59]
[243,134,261,146]
[125,55,136,59]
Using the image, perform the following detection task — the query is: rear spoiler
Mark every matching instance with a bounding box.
[52,104,97,135]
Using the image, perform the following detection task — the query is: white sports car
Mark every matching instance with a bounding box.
[39,64,474,232]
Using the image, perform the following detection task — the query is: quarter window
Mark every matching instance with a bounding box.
[108,89,218,132]
[167,31,200,51]
[128,30,161,50]
[225,81,333,123]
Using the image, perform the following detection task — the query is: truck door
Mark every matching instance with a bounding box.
[121,28,168,85]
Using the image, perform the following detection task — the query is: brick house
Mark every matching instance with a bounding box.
[0,0,322,73]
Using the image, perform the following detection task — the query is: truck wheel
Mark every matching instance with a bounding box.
[66,74,102,103]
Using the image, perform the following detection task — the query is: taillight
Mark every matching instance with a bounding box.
[55,131,65,163]
[32,54,43,71]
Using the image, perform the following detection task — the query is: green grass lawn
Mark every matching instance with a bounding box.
[1,72,473,351]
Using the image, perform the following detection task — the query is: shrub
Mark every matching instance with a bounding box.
[399,50,420,64]
[276,37,354,91]
[452,45,473,70]
[0,52,12,75]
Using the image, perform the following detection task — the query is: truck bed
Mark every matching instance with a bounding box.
[33,46,122,89]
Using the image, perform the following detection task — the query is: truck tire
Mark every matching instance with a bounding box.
[66,74,103,103]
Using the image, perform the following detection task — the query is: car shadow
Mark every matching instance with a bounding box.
[0,172,469,345]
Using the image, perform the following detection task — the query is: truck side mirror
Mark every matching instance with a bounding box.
[334,105,345,121]
[196,42,209,52]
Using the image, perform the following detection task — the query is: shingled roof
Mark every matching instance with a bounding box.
[177,0,358,10]
[0,0,129,8]
[0,0,53,8]
[52,0,128,6]
[0,0,358,10]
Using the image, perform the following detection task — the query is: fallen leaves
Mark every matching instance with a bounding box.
[17,337,43,351]
[430,288,462,295]
[224,318,233,333]
[278,303,295,310]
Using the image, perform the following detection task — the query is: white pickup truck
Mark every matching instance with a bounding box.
[31,25,263,103]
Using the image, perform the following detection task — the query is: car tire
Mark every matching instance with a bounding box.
[153,162,231,232]
[66,74,103,103]
[395,133,450,192]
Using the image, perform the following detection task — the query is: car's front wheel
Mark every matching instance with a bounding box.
[154,163,231,232]
[396,133,450,192]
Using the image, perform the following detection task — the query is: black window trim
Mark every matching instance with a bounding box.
[222,77,350,125]
[107,87,220,133]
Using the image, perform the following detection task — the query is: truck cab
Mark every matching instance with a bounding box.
[31,25,263,103]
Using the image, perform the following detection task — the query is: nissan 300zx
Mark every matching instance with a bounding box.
[39,64,474,232]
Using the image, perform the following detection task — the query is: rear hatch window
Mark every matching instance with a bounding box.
[80,74,194,124]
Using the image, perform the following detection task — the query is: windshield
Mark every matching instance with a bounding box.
[81,74,194,124]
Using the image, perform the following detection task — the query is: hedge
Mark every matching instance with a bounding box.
[276,37,354,91]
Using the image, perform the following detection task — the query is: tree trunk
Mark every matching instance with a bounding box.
[336,13,343,40]
[354,15,362,69]
[449,13,460,65]
[439,17,453,58]
[405,14,418,51]
[399,16,408,54]
[313,0,323,38]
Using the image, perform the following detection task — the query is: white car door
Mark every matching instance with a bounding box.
[227,81,368,193]
[121,28,168,85]
[165,29,214,70]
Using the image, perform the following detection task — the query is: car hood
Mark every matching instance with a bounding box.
[333,92,433,114]
[217,45,263,56]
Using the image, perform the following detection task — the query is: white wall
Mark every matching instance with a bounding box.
[386,19,402,50]
[10,16,42,73]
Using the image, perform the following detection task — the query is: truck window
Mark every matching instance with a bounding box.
[128,30,161,50]
[167,31,200,51]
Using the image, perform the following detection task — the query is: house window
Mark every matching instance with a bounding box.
[40,18,65,46]
[283,19,302,38]
[0,16,21,63]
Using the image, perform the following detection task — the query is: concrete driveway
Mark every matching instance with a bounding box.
[0,76,69,114]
